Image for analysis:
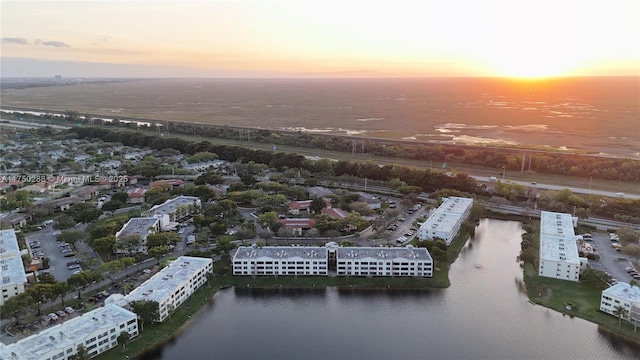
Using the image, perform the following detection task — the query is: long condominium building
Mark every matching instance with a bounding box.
[0,229,27,305]
[0,304,138,360]
[418,196,473,245]
[233,245,328,276]
[538,211,585,282]
[233,242,433,278]
[125,256,213,322]
[336,245,432,277]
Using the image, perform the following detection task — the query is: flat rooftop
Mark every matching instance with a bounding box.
[337,245,432,262]
[603,282,640,303]
[117,217,159,239]
[421,212,460,234]
[539,211,580,264]
[438,197,474,215]
[540,211,576,239]
[126,256,212,304]
[2,304,136,360]
[148,196,200,216]
[0,229,27,288]
[234,246,327,260]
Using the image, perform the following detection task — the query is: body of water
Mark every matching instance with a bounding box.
[142,219,639,360]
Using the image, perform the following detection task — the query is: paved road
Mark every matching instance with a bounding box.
[583,232,637,283]
[473,176,640,200]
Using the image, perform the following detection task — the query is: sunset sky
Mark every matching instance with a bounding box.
[1,0,638,78]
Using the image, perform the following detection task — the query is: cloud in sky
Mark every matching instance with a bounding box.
[1,37,30,45]
[40,40,70,48]
[3,37,70,47]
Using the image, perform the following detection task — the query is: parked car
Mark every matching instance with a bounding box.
[48,313,58,321]
[65,306,75,314]
[56,310,66,317]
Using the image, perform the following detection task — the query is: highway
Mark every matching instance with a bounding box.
[472,176,640,200]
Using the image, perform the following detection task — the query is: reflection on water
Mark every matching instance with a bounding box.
[144,219,640,360]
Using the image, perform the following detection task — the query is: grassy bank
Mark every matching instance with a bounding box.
[520,222,640,345]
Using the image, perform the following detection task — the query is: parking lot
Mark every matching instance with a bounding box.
[583,231,638,284]
[25,225,82,282]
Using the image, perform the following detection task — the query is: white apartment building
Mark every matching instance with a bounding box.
[538,211,586,282]
[0,229,27,305]
[114,217,161,254]
[232,243,433,278]
[126,256,213,322]
[336,245,433,277]
[418,197,473,245]
[143,196,201,230]
[233,245,328,276]
[0,304,138,360]
[600,282,640,322]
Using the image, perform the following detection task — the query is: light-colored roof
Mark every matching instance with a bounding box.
[421,212,460,234]
[127,188,147,198]
[439,197,474,215]
[337,245,432,261]
[116,217,159,240]
[234,246,327,260]
[278,218,316,228]
[2,304,136,360]
[126,256,212,304]
[148,196,200,216]
[539,211,580,264]
[0,229,27,288]
[603,283,640,304]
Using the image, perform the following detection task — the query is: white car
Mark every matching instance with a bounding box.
[65,306,75,314]
[178,228,185,234]
[49,313,58,321]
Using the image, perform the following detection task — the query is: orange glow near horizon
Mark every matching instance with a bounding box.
[1,1,638,78]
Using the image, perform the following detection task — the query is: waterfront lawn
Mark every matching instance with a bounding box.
[525,271,639,341]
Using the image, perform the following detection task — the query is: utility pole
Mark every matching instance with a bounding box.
[521,153,526,175]
[528,151,532,171]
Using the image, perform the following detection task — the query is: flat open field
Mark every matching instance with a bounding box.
[2,77,639,158]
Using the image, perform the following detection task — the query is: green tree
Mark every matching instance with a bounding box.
[117,233,142,256]
[69,203,102,224]
[146,232,181,248]
[101,199,123,213]
[26,283,55,316]
[310,197,326,214]
[214,237,236,255]
[129,300,159,331]
[92,235,116,259]
[194,171,223,185]
[99,260,126,283]
[69,345,91,360]
[37,272,56,284]
[57,230,85,246]
[612,305,629,326]
[117,331,131,350]
[258,211,279,230]
[148,245,170,265]
[54,214,76,230]
[110,191,129,203]
[0,293,34,325]
[53,281,72,307]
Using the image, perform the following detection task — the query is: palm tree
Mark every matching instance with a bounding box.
[612,305,629,326]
